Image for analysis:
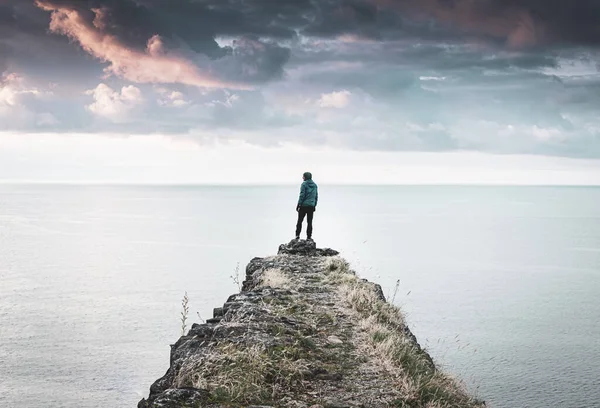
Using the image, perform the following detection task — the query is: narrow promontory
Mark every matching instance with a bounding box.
[138,240,485,408]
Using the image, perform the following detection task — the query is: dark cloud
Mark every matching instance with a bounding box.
[214,38,291,83]
[0,4,16,73]
[30,0,600,53]
[32,0,306,86]
[25,0,413,86]
[35,0,226,57]
[374,0,600,48]
[0,4,16,29]
[2,0,598,89]
[501,0,600,46]
[0,1,102,85]
[302,0,396,39]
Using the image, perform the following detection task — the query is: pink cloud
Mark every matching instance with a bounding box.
[36,1,249,90]
[371,0,545,48]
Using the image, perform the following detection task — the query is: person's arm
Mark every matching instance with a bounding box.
[315,188,318,208]
[297,183,306,210]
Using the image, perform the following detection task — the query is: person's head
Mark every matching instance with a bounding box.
[303,172,312,181]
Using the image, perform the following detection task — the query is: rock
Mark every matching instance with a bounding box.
[138,388,209,407]
[323,398,351,408]
[138,243,484,408]
[316,247,340,257]
[278,239,339,257]
[327,335,344,345]
[316,372,343,381]
[187,323,214,338]
[213,307,224,317]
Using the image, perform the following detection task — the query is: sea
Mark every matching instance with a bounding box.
[0,184,599,408]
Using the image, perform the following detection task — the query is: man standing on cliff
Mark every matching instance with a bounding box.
[296,172,318,241]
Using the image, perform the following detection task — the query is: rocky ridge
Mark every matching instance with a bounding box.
[138,240,484,408]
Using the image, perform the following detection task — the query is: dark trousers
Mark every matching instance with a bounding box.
[296,206,315,239]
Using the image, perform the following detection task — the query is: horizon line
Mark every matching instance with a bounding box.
[1,181,599,188]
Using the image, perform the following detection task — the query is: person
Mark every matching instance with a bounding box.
[295,172,318,241]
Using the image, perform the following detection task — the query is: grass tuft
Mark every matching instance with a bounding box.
[257,268,292,289]
[340,282,405,328]
[174,342,310,405]
[325,256,351,272]
[323,257,357,285]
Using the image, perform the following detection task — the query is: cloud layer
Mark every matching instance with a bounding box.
[0,0,599,158]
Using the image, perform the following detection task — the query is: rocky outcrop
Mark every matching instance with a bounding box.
[138,240,484,408]
[277,240,339,257]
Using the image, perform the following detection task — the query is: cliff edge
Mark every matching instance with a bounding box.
[138,240,484,408]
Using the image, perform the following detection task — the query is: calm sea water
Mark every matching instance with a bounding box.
[1,185,599,408]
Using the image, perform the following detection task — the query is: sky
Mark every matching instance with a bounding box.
[1,0,600,184]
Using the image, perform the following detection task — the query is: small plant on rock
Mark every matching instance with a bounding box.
[180,292,189,336]
[230,262,242,291]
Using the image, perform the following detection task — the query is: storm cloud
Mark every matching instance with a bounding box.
[365,0,600,48]
[0,0,599,158]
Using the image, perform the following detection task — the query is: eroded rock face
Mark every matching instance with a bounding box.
[138,242,484,408]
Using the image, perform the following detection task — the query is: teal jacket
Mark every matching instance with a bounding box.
[298,179,318,207]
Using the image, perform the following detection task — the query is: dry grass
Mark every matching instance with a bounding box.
[340,282,405,328]
[339,279,483,408]
[324,256,351,272]
[323,256,357,284]
[174,342,310,405]
[257,268,292,289]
